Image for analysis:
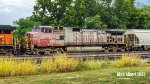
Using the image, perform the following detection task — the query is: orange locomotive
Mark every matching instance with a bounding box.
[0,25,15,55]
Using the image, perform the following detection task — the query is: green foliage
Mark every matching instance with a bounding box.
[85,15,107,29]
[63,0,87,27]
[76,60,111,71]
[25,0,150,29]
[1,66,150,84]
[138,7,150,29]
[32,0,73,26]
[82,60,102,70]
[13,18,41,41]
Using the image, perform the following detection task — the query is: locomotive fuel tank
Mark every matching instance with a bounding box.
[67,47,103,52]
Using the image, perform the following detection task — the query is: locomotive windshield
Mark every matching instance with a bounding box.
[32,28,41,32]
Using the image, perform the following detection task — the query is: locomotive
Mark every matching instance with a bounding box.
[1,25,150,56]
[0,25,15,55]
[24,26,127,55]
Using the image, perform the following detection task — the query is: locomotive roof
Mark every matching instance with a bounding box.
[38,26,53,28]
[106,29,126,33]
[0,25,16,30]
[127,29,150,33]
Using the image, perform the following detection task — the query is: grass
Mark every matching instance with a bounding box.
[41,54,79,73]
[0,54,144,77]
[0,66,150,84]
[76,60,111,71]
[113,54,141,68]
[0,58,36,77]
[0,54,149,83]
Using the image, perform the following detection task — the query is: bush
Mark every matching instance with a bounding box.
[40,54,79,73]
[0,58,36,77]
[76,60,110,70]
[40,59,55,73]
[14,60,36,76]
[83,60,102,70]
[113,54,141,68]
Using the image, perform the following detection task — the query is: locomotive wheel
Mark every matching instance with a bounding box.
[33,49,40,55]
[45,49,53,56]
[112,47,117,52]
[104,49,109,53]
[120,47,125,52]
[56,48,64,54]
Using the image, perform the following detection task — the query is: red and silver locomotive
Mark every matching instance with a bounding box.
[25,26,127,55]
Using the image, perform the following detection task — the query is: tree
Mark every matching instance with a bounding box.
[31,0,149,29]
[63,0,87,27]
[85,15,107,29]
[32,0,73,26]
[138,7,150,29]
[13,18,41,41]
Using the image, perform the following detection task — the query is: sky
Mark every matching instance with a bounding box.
[0,0,36,25]
[0,0,150,25]
[137,0,150,5]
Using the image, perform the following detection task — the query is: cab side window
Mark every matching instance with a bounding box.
[41,28,45,32]
[41,28,52,33]
[60,35,64,40]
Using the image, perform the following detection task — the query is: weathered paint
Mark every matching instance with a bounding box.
[0,34,13,45]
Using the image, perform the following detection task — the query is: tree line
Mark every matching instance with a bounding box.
[14,0,150,40]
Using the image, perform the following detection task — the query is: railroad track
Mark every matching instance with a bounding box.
[0,51,150,60]
[68,51,150,60]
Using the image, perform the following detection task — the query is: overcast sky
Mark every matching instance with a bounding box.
[0,0,150,25]
[0,0,36,25]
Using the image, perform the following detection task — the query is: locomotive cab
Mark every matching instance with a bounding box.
[25,26,54,55]
[25,26,66,55]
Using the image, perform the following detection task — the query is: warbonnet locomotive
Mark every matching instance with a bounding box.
[1,25,150,56]
[24,26,127,55]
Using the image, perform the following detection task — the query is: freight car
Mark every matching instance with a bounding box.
[24,26,127,55]
[0,25,15,55]
[124,29,150,51]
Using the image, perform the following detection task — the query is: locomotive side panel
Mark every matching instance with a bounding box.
[65,28,107,46]
[51,27,65,47]
[0,25,15,55]
[65,28,107,52]
[97,30,107,43]
[65,28,82,45]
[82,29,97,44]
[0,30,13,45]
